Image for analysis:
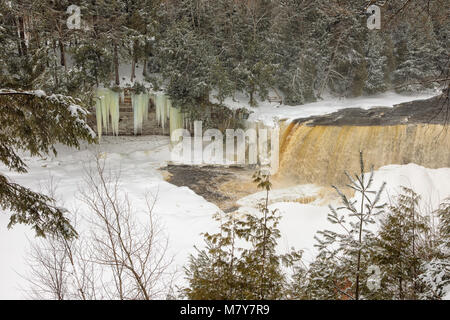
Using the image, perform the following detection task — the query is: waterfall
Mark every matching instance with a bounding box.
[132,93,149,135]
[95,89,183,137]
[154,93,183,135]
[155,93,170,131]
[95,88,120,138]
[274,123,450,186]
[169,102,184,137]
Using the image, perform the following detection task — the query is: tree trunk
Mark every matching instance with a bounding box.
[143,58,147,77]
[114,43,120,86]
[18,16,27,56]
[13,18,22,56]
[131,59,136,82]
[260,188,269,300]
[52,41,59,87]
[355,186,366,300]
[131,41,138,82]
[59,40,66,69]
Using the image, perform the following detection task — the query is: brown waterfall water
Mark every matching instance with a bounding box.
[164,95,450,208]
[274,122,450,187]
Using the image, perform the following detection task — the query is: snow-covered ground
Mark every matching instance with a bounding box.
[236,163,450,264]
[212,90,440,126]
[0,136,221,299]
[1,135,450,299]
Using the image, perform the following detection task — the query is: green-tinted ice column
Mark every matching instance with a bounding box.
[95,88,120,138]
[132,93,149,135]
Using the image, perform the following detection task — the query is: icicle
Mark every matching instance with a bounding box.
[162,95,168,130]
[95,96,103,139]
[155,94,160,126]
[165,95,170,123]
[166,97,172,116]
[132,93,149,135]
[95,88,120,137]
[156,93,167,130]
[110,91,120,136]
[154,93,182,134]
[183,111,191,133]
[169,103,184,137]
[99,89,109,133]
[95,88,108,136]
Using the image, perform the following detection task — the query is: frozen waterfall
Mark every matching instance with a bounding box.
[95,88,120,138]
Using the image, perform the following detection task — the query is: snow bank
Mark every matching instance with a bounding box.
[237,164,450,264]
[237,184,321,208]
[0,136,220,299]
[213,90,440,127]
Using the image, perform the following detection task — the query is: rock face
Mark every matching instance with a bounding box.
[293,95,449,126]
[164,165,256,212]
[274,95,450,187]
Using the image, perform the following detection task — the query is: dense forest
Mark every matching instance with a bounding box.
[1,0,449,111]
[1,1,450,302]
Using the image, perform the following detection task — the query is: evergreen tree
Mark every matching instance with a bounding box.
[237,170,286,299]
[364,31,388,94]
[0,90,95,239]
[313,0,368,98]
[421,199,450,299]
[184,169,300,300]
[381,33,396,89]
[183,211,241,299]
[393,18,443,91]
[157,16,215,110]
[372,187,433,299]
[272,0,317,105]
[303,250,349,300]
[0,1,98,238]
[313,152,386,300]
